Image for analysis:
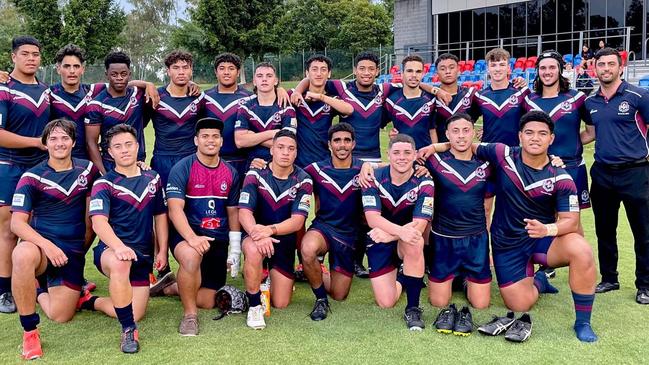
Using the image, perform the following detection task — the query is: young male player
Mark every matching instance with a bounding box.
[239,130,312,329]
[83,124,168,353]
[10,119,99,359]
[166,117,240,336]
[361,134,434,331]
[0,36,50,313]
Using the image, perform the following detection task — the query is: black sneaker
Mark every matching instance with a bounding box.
[404,307,425,331]
[433,304,457,334]
[0,292,16,313]
[478,311,516,336]
[595,281,620,294]
[354,263,369,279]
[149,271,176,297]
[120,327,140,354]
[310,298,330,321]
[636,289,649,304]
[538,266,556,279]
[453,306,473,336]
[505,313,533,343]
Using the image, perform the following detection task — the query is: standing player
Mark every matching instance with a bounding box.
[239,130,312,329]
[84,124,168,353]
[361,134,434,331]
[166,117,240,336]
[10,120,99,359]
[0,36,50,313]
[301,123,363,321]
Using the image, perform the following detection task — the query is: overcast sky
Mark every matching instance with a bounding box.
[119,0,189,21]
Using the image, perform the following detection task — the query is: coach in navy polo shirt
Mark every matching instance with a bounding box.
[582,48,649,304]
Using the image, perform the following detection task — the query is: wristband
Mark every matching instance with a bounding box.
[432,87,439,95]
[545,223,558,237]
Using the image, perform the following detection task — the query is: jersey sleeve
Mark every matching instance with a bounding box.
[153,176,167,215]
[578,100,593,125]
[468,90,483,121]
[10,174,36,213]
[325,80,344,98]
[361,182,382,213]
[89,180,112,217]
[413,179,435,220]
[281,106,297,132]
[235,105,250,131]
[84,99,104,126]
[165,161,188,200]
[636,89,649,126]
[474,142,506,165]
[89,83,107,98]
[227,170,240,207]
[555,174,579,213]
[238,171,259,211]
[87,163,101,196]
[291,176,313,217]
[0,85,10,130]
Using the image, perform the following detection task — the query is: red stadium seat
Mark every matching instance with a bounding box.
[473,80,484,90]
[391,73,402,83]
[423,63,431,73]
[461,81,473,88]
[620,50,628,66]
[525,56,537,69]
[431,74,440,83]
[466,60,475,70]
[390,65,400,74]
[514,57,526,70]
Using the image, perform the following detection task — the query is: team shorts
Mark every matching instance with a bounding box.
[44,244,86,291]
[0,161,29,207]
[151,154,186,186]
[565,163,590,209]
[492,236,554,287]
[170,230,228,290]
[427,231,491,284]
[366,238,401,278]
[308,221,356,277]
[93,242,153,287]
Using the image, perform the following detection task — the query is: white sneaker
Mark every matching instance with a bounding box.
[247,305,266,330]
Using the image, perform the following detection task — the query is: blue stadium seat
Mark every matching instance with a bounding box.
[422,75,432,83]
[563,54,573,64]
[639,75,649,89]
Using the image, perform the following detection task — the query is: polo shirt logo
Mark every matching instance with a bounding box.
[619,101,630,113]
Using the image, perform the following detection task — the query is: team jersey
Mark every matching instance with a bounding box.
[523,89,591,167]
[475,143,579,249]
[584,81,649,165]
[434,86,481,143]
[238,166,312,226]
[425,151,492,236]
[303,158,363,235]
[325,80,392,159]
[49,83,106,159]
[166,154,239,241]
[89,169,167,255]
[85,86,151,162]
[361,166,435,225]
[10,158,99,249]
[383,88,436,149]
[203,85,252,159]
[234,95,296,161]
[474,84,530,146]
[289,90,338,167]
[0,79,51,165]
[151,86,205,157]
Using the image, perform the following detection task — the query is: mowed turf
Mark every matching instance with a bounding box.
[0,86,647,364]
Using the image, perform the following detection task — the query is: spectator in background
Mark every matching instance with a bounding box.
[563,62,576,89]
[581,44,594,67]
[598,40,606,52]
[575,66,594,96]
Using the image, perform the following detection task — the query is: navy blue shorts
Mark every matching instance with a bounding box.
[492,236,554,287]
[222,156,247,187]
[0,161,29,206]
[151,154,186,187]
[45,244,85,291]
[170,230,228,290]
[268,235,297,280]
[366,238,400,278]
[93,242,153,287]
[427,231,491,284]
[566,163,590,209]
[308,221,355,277]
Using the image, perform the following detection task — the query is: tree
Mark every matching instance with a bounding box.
[0,1,25,69]
[329,0,392,54]
[12,0,62,62]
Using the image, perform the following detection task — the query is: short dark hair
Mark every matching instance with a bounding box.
[273,128,297,143]
[328,122,355,141]
[446,112,474,127]
[519,110,554,133]
[354,52,379,67]
[255,62,276,74]
[104,51,131,70]
[12,36,41,52]
[402,55,424,69]
[41,119,76,145]
[306,55,332,71]
[106,124,137,147]
[435,53,459,68]
[55,44,85,64]
[213,52,241,70]
[594,47,622,65]
[164,50,193,68]
[388,133,416,149]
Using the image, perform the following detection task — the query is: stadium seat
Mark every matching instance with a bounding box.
[620,50,628,66]
[514,57,526,70]
[474,60,486,72]
[458,60,466,71]
[473,80,484,90]
[391,73,402,83]
[573,56,582,66]
[525,56,537,69]
[431,74,440,83]
[461,81,473,88]
[429,65,436,74]
[563,54,573,64]
[466,60,475,71]
[390,65,400,74]
[423,63,431,74]
[639,75,649,89]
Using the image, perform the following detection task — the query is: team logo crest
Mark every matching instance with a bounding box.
[352,175,361,188]
[373,95,383,104]
[238,98,247,106]
[581,190,590,202]
[220,182,228,192]
[322,104,331,113]
[619,101,630,113]
[272,113,282,122]
[508,95,519,106]
[462,96,472,107]
[130,96,138,105]
[476,167,486,179]
[77,174,88,187]
[561,101,572,111]
[190,103,198,112]
[288,186,297,198]
[147,182,157,194]
[406,189,418,202]
[542,179,554,192]
[422,104,431,114]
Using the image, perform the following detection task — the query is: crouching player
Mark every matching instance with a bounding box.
[239,130,312,329]
[83,124,168,353]
[10,120,100,359]
[166,118,241,336]
[361,134,434,331]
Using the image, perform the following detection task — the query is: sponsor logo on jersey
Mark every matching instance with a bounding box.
[362,195,376,207]
[239,192,250,204]
[89,199,103,211]
[12,193,25,207]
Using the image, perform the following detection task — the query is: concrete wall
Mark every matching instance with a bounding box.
[432,0,529,14]
[394,0,433,59]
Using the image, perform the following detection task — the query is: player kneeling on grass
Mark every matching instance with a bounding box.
[10,119,100,360]
[421,110,598,342]
[81,124,168,353]
[361,134,434,331]
[239,129,312,329]
[166,118,241,336]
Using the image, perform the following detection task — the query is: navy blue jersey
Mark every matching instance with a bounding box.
[361,166,435,225]
[303,158,363,235]
[474,85,530,146]
[85,86,150,162]
[425,151,492,236]
[50,83,106,159]
[475,143,579,249]
[89,169,167,255]
[234,96,297,161]
[152,86,205,157]
[238,166,312,227]
[584,81,649,164]
[202,85,252,159]
[0,79,51,165]
[289,90,338,167]
[434,86,481,143]
[325,80,392,160]
[166,154,239,241]
[11,158,99,249]
[383,88,436,149]
[524,89,591,167]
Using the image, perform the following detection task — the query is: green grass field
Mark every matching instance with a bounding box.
[0,86,647,364]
